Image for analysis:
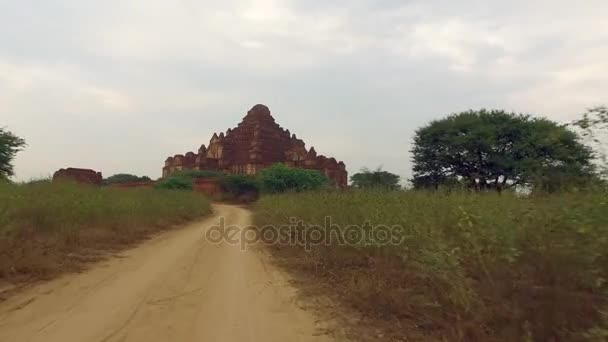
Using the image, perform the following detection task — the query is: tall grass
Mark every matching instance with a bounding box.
[0,181,211,282]
[255,190,608,341]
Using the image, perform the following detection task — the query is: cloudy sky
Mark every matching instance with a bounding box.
[1,0,606,182]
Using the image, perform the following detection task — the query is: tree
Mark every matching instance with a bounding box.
[103,173,152,185]
[258,164,328,193]
[154,176,192,190]
[411,109,594,191]
[0,127,26,180]
[220,174,260,201]
[350,167,401,190]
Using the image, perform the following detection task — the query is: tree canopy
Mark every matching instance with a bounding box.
[411,109,594,191]
[0,128,26,180]
[103,173,152,185]
[350,167,401,190]
[258,164,328,193]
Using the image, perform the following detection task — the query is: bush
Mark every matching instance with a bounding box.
[155,170,224,191]
[154,176,193,190]
[220,175,260,201]
[103,173,152,185]
[258,164,328,193]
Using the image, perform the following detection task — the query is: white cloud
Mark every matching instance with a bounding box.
[0,60,131,117]
[401,19,503,72]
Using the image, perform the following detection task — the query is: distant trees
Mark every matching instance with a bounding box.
[103,174,152,185]
[0,128,26,180]
[411,109,594,192]
[350,167,401,190]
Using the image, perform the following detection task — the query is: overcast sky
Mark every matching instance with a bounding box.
[1,0,606,182]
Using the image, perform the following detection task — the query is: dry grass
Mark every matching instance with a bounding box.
[0,181,212,285]
[255,190,608,341]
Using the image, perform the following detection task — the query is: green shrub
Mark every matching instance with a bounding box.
[220,175,260,200]
[258,164,328,193]
[154,176,193,190]
[103,173,152,185]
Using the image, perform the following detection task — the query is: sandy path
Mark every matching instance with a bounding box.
[0,205,335,342]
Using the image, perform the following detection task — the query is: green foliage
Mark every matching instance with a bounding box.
[155,170,223,191]
[258,163,328,193]
[255,190,608,341]
[154,176,193,190]
[350,167,401,190]
[103,173,152,185]
[220,174,260,200]
[0,127,26,180]
[411,109,594,191]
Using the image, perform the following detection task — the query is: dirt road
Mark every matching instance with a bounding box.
[0,205,335,342]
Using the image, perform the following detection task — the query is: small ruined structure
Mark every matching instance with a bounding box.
[163,104,348,187]
[53,168,103,185]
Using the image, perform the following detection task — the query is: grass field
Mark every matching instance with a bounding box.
[255,190,608,341]
[0,181,212,283]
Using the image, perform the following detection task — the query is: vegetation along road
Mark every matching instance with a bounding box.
[0,205,335,342]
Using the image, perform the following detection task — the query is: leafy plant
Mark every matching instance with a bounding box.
[258,163,328,193]
[155,170,224,191]
[154,176,193,190]
[220,174,260,201]
[103,173,152,185]
[350,167,401,190]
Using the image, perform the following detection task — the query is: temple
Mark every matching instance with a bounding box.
[163,104,348,187]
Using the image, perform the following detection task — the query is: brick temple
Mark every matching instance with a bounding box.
[163,104,348,187]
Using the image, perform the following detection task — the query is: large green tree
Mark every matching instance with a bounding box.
[350,167,401,190]
[0,127,26,180]
[411,110,594,191]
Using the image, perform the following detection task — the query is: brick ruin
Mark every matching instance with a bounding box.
[163,104,348,187]
[53,168,103,185]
